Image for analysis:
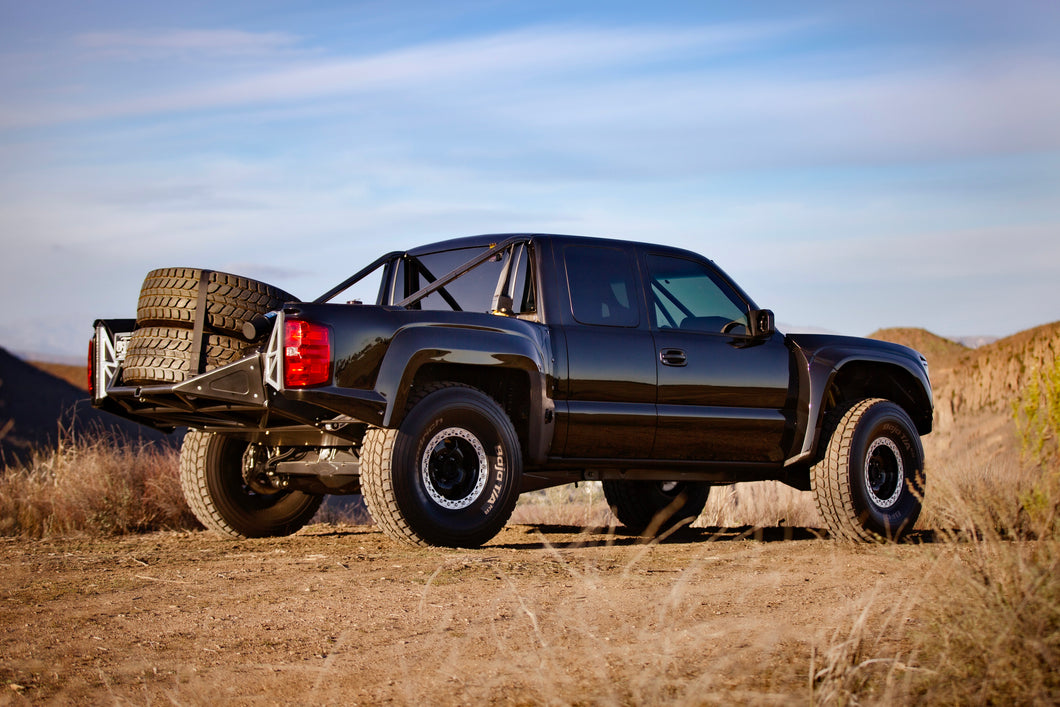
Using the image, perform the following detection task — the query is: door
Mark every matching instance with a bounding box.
[646,253,791,462]
[560,243,657,458]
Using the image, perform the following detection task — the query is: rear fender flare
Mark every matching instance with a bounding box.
[375,325,554,464]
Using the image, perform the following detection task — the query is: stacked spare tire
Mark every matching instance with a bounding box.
[122,268,296,385]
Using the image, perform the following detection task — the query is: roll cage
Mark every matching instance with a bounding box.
[315,235,532,315]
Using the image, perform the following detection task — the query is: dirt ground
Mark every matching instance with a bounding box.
[1,523,941,706]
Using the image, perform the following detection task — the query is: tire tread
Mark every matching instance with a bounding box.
[179,430,322,538]
[122,326,245,385]
[137,267,296,336]
[180,430,241,537]
[811,398,887,541]
[360,383,518,547]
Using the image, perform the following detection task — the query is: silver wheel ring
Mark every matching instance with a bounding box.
[421,427,489,510]
[864,437,904,509]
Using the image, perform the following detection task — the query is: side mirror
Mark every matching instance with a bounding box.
[750,309,775,338]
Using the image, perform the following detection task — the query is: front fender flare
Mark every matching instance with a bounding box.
[786,345,932,467]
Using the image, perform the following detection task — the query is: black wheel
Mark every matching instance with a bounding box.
[122,326,246,385]
[360,384,522,548]
[137,267,296,337]
[602,480,710,535]
[180,430,322,538]
[811,398,925,541]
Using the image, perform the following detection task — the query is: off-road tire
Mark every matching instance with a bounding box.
[811,398,925,541]
[136,267,296,337]
[360,383,522,548]
[602,480,710,535]
[180,430,322,538]
[122,326,246,385]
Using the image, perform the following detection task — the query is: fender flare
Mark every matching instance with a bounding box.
[374,323,555,464]
[786,345,932,467]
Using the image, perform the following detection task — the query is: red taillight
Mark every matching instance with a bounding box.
[283,320,331,388]
[87,337,95,396]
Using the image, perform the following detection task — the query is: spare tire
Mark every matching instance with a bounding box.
[123,326,247,385]
[136,268,296,337]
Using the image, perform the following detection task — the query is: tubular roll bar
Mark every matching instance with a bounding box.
[313,236,528,310]
[395,236,528,309]
[314,251,403,304]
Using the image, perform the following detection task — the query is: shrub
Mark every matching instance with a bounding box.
[1013,357,1060,466]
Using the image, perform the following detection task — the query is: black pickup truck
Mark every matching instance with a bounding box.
[90,234,932,547]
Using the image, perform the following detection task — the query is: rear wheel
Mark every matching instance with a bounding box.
[360,384,522,548]
[602,480,710,535]
[180,430,322,538]
[811,398,925,541]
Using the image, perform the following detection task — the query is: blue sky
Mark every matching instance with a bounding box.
[2,1,1058,360]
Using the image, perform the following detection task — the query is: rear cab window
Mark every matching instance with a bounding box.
[563,245,640,327]
[389,244,536,316]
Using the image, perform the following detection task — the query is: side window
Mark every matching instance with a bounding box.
[564,246,639,327]
[647,255,749,334]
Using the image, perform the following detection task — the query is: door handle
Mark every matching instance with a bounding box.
[659,348,687,367]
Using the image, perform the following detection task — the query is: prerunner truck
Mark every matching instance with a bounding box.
[90,234,933,548]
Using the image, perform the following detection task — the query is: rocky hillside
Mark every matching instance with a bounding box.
[872,321,1060,462]
[873,323,1060,419]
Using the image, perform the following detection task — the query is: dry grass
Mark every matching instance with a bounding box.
[3,431,1059,704]
[698,480,820,528]
[512,479,821,530]
[510,457,1060,705]
[0,434,193,537]
[812,453,1060,705]
[510,481,614,527]
[909,532,1060,704]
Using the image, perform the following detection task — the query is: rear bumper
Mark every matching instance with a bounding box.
[91,319,384,443]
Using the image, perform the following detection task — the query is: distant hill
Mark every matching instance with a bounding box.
[872,321,1060,463]
[30,361,88,391]
[871,322,1060,410]
[0,347,172,466]
[869,328,969,370]
[949,335,998,349]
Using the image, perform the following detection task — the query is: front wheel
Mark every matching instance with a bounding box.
[360,384,522,548]
[602,480,710,535]
[811,398,925,541]
[180,430,322,538]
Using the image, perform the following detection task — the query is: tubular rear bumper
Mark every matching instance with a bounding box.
[91,319,384,441]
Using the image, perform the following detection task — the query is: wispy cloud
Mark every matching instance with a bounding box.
[0,23,799,130]
[5,21,1057,172]
[75,29,303,58]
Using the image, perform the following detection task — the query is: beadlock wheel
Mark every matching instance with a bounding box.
[864,437,904,509]
[421,427,490,510]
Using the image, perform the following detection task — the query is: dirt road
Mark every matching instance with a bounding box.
[1,523,938,705]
